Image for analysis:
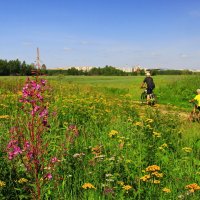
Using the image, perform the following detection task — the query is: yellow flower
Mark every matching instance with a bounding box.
[152,180,160,184]
[140,174,151,181]
[134,122,143,126]
[0,180,6,187]
[185,183,200,191]
[159,143,168,150]
[152,171,163,178]
[145,118,154,123]
[146,165,160,172]
[161,143,168,148]
[122,185,132,191]
[109,130,119,138]
[153,132,161,138]
[17,91,22,95]
[162,187,171,193]
[82,183,96,190]
[18,178,28,183]
[0,115,9,119]
[182,147,192,153]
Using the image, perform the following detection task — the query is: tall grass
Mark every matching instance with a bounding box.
[0,75,200,199]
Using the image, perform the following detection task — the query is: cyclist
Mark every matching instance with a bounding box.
[140,72,155,104]
[189,89,200,112]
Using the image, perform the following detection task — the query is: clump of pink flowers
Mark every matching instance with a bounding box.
[6,76,58,199]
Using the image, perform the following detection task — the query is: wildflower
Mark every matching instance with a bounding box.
[134,122,143,126]
[145,118,154,123]
[153,132,161,138]
[92,145,102,155]
[146,165,160,172]
[106,179,114,182]
[182,147,192,153]
[7,140,22,160]
[185,183,200,192]
[109,130,119,137]
[73,153,85,158]
[44,166,51,170]
[152,180,160,184]
[140,174,151,181]
[45,173,52,180]
[0,180,6,187]
[51,157,59,163]
[152,171,163,178]
[162,187,171,193]
[159,143,168,150]
[18,178,28,183]
[82,183,96,189]
[122,185,132,191]
[0,115,9,119]
[105,174,113,177]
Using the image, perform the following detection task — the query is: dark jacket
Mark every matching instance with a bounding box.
[143,77,155,89]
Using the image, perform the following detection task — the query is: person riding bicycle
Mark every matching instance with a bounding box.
[189,89,200,112]
[140,72,155,103]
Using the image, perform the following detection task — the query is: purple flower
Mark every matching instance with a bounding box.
[13,146,22,155]
[41,79,46,85]
[51,157,58,163]
[46,173,52,180]
[39,109,48,118]
[36,93,43,100]
[31,106,40,116]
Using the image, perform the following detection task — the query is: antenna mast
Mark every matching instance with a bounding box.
[36,47,41,69]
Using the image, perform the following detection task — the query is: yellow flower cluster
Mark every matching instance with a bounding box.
[159,143,168,150]
[18,178,28,183]
[109,130,119,138]
[140,174,151,181]
[134,122,143,127]
[185,183,200,193]
[122,185,132,191]
[140,165,162,184]
[182,147,192,153]
[146,165,160,172]
[153,131,161,138]
[152,171,163,178]
[0,115,9,119]
[82,183,96,190]
[162,187,171,193]
[0,180,6,187]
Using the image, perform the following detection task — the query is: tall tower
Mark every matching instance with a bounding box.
[36,47,41,69]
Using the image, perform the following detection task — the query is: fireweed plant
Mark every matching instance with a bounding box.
[6,75,60,199]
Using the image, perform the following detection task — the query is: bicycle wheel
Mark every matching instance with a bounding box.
[149,93,157,106]
[141,92,147,104]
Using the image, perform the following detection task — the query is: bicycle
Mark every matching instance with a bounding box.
[140,87,157,106]
[188,102,200,122]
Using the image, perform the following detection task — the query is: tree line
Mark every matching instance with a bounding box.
[0,59,199,76]
[0,59,46,76]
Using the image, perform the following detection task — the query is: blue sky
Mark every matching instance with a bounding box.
[0,0,200,69]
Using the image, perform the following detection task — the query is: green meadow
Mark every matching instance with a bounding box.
[0,75,200,199]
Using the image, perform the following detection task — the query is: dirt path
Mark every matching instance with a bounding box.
[132,100,190,120]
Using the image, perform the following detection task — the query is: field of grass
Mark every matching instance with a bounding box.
[0,75,200,199]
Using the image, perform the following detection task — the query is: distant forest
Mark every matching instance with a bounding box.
[0,59,198,76]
